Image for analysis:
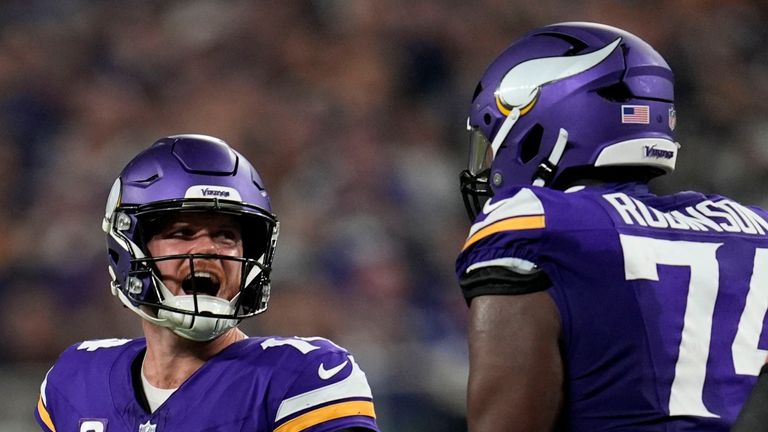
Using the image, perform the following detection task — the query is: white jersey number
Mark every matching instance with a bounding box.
[620,234,768,418]
[76,338,131,352]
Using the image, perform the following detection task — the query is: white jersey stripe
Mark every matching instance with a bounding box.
[468,188,544,238]
[275,357,373,422]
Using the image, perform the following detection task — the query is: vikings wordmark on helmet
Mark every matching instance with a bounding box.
[183,185,241,200]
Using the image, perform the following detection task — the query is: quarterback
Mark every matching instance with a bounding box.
[456,22,768,431]
[35,135,379,432]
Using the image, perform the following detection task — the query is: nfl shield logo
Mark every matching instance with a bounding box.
[138,421,156,432]
[668,106,677,131]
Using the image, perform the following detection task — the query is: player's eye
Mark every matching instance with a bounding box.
[215,229,240,245]
[170,227,196,238]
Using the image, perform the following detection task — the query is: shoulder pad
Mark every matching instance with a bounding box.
[259,337,378,432]
[464,187,546,251]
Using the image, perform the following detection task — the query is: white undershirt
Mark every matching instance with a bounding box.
[141,363,177,413]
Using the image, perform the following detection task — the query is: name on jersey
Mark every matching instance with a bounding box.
[603,192,768,235]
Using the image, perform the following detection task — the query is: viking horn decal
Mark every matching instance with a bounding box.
[495,37,622,112]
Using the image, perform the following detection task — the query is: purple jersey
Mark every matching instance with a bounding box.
[35,336,378,432]
[456,183,768,431]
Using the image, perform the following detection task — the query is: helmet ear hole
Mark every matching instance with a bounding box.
[519,124,544,163]
[109,249,121,265]
[596,82,633,102]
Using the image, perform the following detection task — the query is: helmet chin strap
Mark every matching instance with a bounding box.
[157,297,239,342]
[532,128,569,187]
[151,259,267,341]
[153,275,240,342]
[114,286,175,329]
[112,273,240,342]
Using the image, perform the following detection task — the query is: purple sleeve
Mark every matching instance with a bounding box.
[269,340,379,432]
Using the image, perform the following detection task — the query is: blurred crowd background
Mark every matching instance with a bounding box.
[1,0,767,430]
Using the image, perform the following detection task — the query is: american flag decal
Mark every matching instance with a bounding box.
[621,105,650,124]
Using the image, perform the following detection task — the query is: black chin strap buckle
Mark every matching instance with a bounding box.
[533,160,557,186]
[532,128,569,187]
[460,169,492,221]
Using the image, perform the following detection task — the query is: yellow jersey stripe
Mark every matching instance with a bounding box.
[37,395,56,432]
[463,215,545,251]
[274,400,375,432]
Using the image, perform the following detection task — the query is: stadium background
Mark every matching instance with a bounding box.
[1,1,767,430]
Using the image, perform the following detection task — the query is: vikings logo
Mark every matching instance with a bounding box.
[490,38,622,156]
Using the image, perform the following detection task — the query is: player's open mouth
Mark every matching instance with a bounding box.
[181,271,221,296]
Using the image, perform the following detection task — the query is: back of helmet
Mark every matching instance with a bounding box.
[461,22,678,220]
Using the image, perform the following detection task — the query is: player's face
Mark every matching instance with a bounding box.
[146,213,243,301]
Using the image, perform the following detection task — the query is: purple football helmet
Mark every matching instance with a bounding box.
[103,134,279,341]
[461,22,679,220]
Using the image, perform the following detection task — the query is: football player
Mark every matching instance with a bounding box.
[456,22,768,431]
[35,135,379,432]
